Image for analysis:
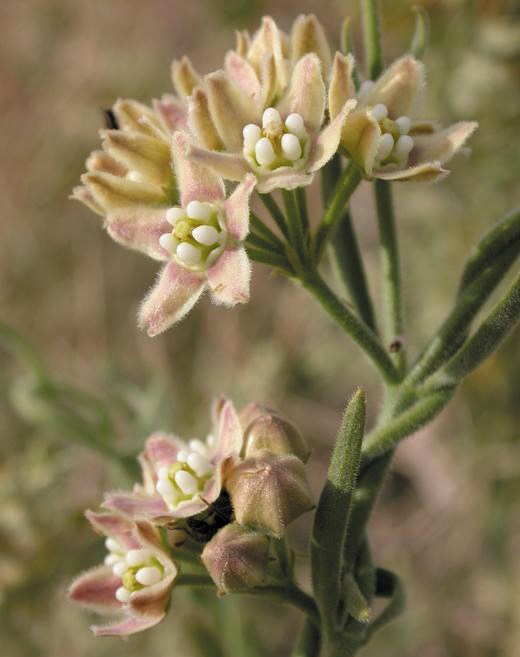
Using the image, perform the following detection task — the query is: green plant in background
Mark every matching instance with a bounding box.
[3,2,518,657]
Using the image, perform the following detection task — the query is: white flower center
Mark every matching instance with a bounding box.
[243,107,308,171]
[368,103,414,169]
[104,541,165,604]
[155,438,214,510]
[159,201,226,270]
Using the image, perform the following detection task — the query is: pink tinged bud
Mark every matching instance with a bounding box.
[243,413,310,463]
[201,523,270,595]
[226,450,314,537]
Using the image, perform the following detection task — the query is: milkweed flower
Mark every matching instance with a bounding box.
[68,512,177,636]
[329,54,478,181]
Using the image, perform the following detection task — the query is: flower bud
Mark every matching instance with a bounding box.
[201,523,270,595]
[241,404,310,463]
[226,450,314,537]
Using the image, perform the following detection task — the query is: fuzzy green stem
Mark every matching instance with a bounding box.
[258,192,289,239]
[374,179,406,376]
[361,0,383,79]
[283,189,308,263]
[250,211,286,251]
[302,272,399,384]
[246,245,294,275]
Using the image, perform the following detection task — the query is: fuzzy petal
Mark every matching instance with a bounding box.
[105,207,171,261]
[225,51,262,104]
[102,491,169,519]
[279,53,325,134]
[85,509,137,549]
[309,99,357,172]
[256,168,314,194]
[364,55,425,118]
[153,95,188,133]
[82,171,165,212]
[171,56,202,99]
[171,132,225,206]
[340,108,381,176]
[135,521,176,566]
[410,121,478,166]
[223,174,256,241]
[214,399,243,460]
[86,150,128,177]
[207,247,250,306]
[206,70,259,151]
[187,145,250,182]
[290,14,332,76]
[329,53,356,120]
[188,87,223,151]
[130,570,176,619]
[138,261,206,336]
[113,99,163,138]
[71,185,104,216]
[68,566,122,615]
[374,160,448,183]
[144,433,181,470]
[247,16,288,99]
[92,613,162,636]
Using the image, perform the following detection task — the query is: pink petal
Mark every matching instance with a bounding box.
[171,132,225,207]
[144,433,181,470]
[85,510,139,550]
[135,521,177,568]
[410,121,478,166]
[68,566,122,615]
[207,247,250,307]
[256,168,314,194]
[309,99,357,172]
[163,497,208,519]
[364,56,425,119]
[105,207,171,261]
[279,53,325,134]
[102,491,169,519]
[130,570,176,619]
[187,145,249,182]
[92,613,163,636]
[153,95,188,133]
[223,174,256,241]
[225,51,262,104]
[214,399,243,460]
[138,261,206,336]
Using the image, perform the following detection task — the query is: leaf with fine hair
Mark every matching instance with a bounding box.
[311,388,365,636]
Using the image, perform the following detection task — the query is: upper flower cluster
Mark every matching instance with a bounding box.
[72,13,477,335]
[69,397,313,634]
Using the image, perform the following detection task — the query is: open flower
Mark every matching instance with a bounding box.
[188,52,356,193]
[329,53,478,181]
[68,512,176,636]
[103,398,243,523]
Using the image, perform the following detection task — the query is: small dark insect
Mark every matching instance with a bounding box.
[173,490,234,545]
[102,108,119,130]
[389,338,403,353]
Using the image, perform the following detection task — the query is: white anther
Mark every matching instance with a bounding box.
[115,586,132,603]
[189,439,209,456]
[285,113,305,138]
[136,566,162,586]
[243,124,262,151]
[158,466,169,480]
[176,242,202,266]
[126,549,153,567]
[159,233,176,252]
[187,452,212,478]
[175,470,199,495]
[395,116,411,135]
[156,478,176,500]
[262,107,281,127]
[113,561,128,578]
[186,200,212,221]
[127,170,145,183]
[394,135,414,160]
[255,137,276,166]
[104,554,120,566]
[358,80,375,98]
[281,133,302,161]
[166,207,185,225]
[371,103,388,122]
[376,133,395,162]
[192,225,219,246]
[105,538,120,553]
[176,449,189,463]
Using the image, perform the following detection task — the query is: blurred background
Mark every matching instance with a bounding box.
[1,0,519,655]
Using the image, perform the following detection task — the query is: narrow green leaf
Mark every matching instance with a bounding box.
[409,6,430,59]
[361,0,383,79]
[311,389,366,635]
[340,17,360,89]
[258,192,289,239]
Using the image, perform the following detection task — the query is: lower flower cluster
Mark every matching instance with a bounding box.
[68,397,313,635]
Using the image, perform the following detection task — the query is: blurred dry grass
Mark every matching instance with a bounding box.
[0,1,519,656]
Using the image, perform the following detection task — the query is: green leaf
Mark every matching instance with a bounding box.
[311,389,366,636]
[409,6,430,59]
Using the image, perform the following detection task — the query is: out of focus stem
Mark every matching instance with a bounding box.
[361,0,383,79]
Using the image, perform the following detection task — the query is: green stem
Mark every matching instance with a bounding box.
[361,0,383,79]
[302,272,399,384]
[283,189,308,263]
[248,585,320,627]
[314,163,363,261]
[258,192,289,239]
[246,246,294,275]
[296,187,310,232]
[331,211,378,333]
[292,619,321,657]
[250,211,286,251]
[374,179,406,376]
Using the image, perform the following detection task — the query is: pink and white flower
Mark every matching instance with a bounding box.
[68,512,177,636]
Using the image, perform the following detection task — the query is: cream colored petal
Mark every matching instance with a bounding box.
[248,16,289,98]
[105,207,171,261]
[235,29,251,57]
[225,51,262,105]
[171,55,202,99]
[70,185,105,215]
[364,55,425,118]
[86,150,127,176]
[188,87,223,151]
[374,161,448,182]
[256,168,314,194]
[309,99,357,172]
[290,14,332,76]
[206,71,259,151]
[329,52,356,120]
[112,99,162,138]
[82,171,165,212]
[153,95,188,134]
[341,108,381,176]
[410,121,478,166]
[278,53,325,134]
[187,145,250,182]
